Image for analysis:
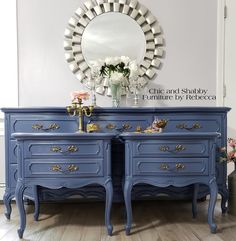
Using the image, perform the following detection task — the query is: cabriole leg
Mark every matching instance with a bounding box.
[3,190,14,220]
[33,185,40,221]
[219,188,228,214]
[192,183,199,218]
[104,179,113,236]
[124,180,133,235]
[208,178,218,233]
[15,181,26,239]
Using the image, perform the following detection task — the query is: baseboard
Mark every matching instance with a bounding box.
[0,183,5,201]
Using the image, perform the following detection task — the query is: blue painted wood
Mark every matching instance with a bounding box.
[14,133,115,238]
[1,107,230,219]
[120,132,219,234]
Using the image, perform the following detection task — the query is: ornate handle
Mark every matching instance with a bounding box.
[175,145,186,152]
[106,123,116,130]
[51,145,78,153]
[106,123,132,132]
[116,123,132,132]
[122,123,131,131]
[51,164,79,173]
[160,164,169,170]
[67,164,79,172]
[176,123,201,131]
[160,145,186,152]
[32,123,60,132]
[176,163,185,170]
[51,165,62,172]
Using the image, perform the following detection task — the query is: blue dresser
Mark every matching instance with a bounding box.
[1,107,230,219]
[120,132,219,234]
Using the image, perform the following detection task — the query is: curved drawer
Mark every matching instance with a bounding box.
[133,158,209,176]
[24,159,103,178]
[134,140,208,157]
[156,115,221,133]
[10,115,77,137]
[89,114,153,133]
[25,141,103,158]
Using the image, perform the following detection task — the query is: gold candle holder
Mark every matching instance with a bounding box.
[67,98,94,133]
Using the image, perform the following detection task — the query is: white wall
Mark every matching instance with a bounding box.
[225,0,236,174]
[17,0,220,107]
[0,0,18,199]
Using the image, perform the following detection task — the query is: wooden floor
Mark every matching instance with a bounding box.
[1,200,236,241]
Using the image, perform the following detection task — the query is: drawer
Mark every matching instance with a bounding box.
[88,114,153,133]
[134,140,208,157]
[156,115,221,133]
[10,115,77,137]
[24,159,103,178]
[133,158,209,176]
[24,140,103,158]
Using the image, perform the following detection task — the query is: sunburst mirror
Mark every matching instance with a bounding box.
[64,0,164,95]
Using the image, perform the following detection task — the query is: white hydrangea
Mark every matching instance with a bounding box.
[109,72,125,85]
[129,60,140,81]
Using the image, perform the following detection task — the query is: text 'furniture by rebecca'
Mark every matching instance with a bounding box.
[120,132,220,234]
[13,133,115,238]
[1,107,230,219]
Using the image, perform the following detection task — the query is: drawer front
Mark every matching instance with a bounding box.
[133,158,209,176]
[24,159,103,178]
[25,140,103,158]
[10,115,77,137]
[134,140,208,157]
[88,114,153,133]
[156,115,221,133]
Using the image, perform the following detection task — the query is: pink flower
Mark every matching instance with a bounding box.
[70,91,90,102]
[228,151,235,160]
[228,138,236,148]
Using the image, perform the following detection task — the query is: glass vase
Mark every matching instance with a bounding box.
[110,84,121,107]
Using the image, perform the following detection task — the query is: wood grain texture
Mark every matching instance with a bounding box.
[0,200,236,241]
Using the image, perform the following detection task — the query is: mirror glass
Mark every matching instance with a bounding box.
[81,12,146,65]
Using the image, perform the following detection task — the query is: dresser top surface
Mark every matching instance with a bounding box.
[1,106,231,114]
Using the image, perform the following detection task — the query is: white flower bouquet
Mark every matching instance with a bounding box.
[90,56,141,107]
[90,56,140,89]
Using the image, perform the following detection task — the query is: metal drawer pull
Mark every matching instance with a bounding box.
[176,163,185,170]
[116,123,132,132]
[175,145,186,152]
[176,123,201,131]
[51,145,78,153]
[160,164,169,170]
[106,123,116,130]
[52,165,62,172]
[32,123,60,131]
[67,164,79,172]
[51,164,79,173]
[122,123,131,131]
[160,145,185,152]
